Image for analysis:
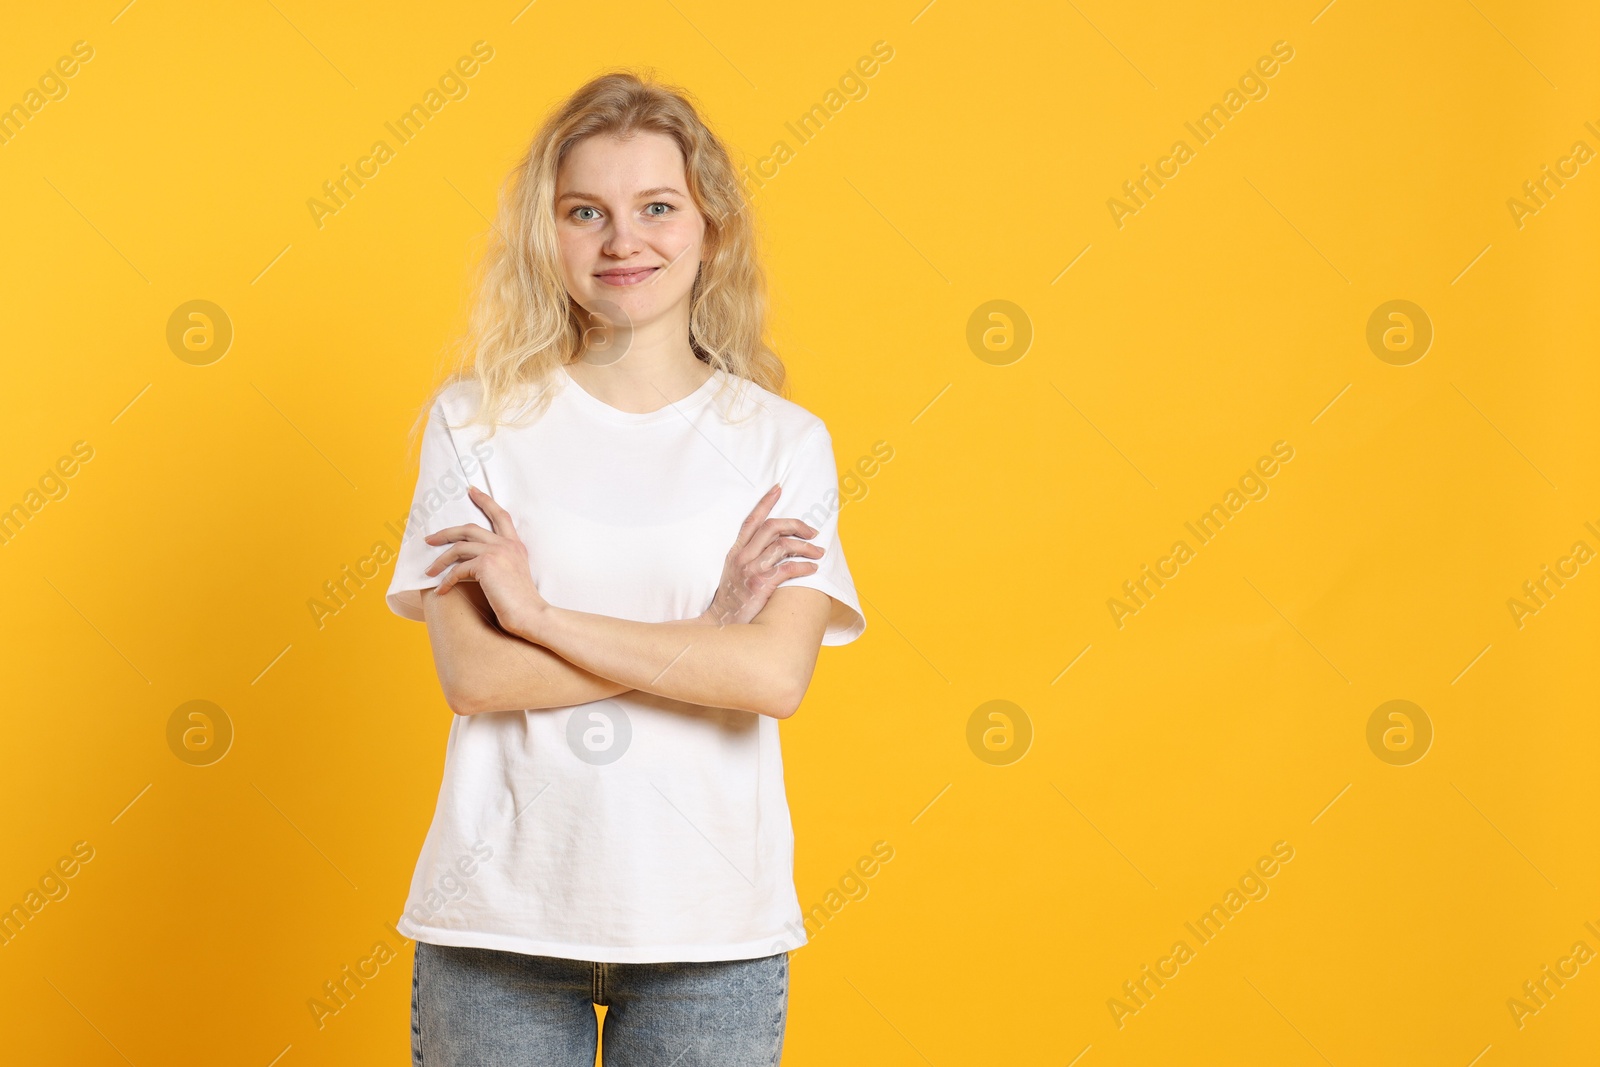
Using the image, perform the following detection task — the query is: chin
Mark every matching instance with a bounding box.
[595,284,688,312]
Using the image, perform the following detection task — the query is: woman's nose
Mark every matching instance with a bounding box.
[602,217,642,256]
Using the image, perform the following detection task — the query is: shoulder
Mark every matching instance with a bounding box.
[433,370,566,432]
[432,376,485,423]
[417,378,500,462]
[714,370,830,447]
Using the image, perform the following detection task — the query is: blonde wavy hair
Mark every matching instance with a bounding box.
[412,68,787,444]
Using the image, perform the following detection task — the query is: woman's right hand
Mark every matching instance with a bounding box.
[701,484,825,627]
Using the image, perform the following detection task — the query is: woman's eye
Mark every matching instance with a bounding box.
[645,202,672,217]
[572,206,600,221]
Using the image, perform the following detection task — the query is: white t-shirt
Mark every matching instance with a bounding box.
[384,364,865,964]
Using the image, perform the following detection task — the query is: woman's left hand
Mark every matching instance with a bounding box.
[424,485,547,638]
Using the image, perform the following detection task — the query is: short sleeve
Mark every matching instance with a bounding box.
[385,395,494,622]
[770,422,866,646]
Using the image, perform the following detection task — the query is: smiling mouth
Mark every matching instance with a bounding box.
[595,267,660,286]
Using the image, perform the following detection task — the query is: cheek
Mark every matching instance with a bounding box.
[665,219,706,265]
[556,230,583,262]
[557,232,594,282]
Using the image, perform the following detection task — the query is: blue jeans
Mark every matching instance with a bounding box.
[411,940,790,1065]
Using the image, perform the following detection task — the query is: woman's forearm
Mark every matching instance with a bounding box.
[510,604,798,718]
[466,633,630,714]
[421,483,825,718]
[424,584,717,715]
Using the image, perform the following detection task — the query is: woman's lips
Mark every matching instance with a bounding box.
[596,267,659,286]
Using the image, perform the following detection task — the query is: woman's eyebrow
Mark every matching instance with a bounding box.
[556,186,685,203]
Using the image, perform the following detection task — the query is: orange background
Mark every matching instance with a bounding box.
[1,1,1596,1063]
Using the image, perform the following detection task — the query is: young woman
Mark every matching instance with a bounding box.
[384,71,867,1065]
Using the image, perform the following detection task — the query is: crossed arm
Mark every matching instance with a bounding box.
[418,483,836,720]
[422,581,832,719]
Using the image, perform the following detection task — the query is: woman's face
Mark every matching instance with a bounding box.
[554,131,707,341]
